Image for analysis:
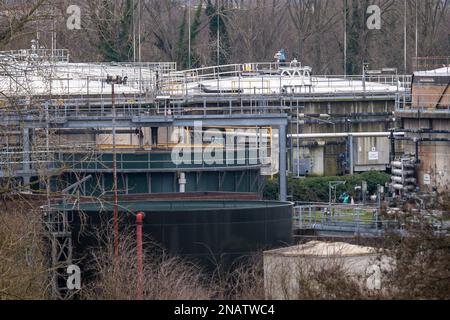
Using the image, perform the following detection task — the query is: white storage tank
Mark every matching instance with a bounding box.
[264,241,393,299]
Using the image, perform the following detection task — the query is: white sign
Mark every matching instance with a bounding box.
[423,174,431,185]
[368,151,379,161]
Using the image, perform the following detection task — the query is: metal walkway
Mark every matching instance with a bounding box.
[293,204,392,237]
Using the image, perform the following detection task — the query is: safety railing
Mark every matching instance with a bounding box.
[396,93,450,112]
[0,61,177,97]
[0,49,70,63]
[57,148,267,172]
[158,62,411,98]
[293,204,391,235]
[413,56,450,72]
[0,146,269,176]
[0,96,295,121]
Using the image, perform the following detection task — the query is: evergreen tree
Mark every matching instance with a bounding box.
[346,0,362,75]
[96,0,134,62]
[189,2,203,68]
[206,0,230,65]
[176,8,188,69]
[176,1,204,69]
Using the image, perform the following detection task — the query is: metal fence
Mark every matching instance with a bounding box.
[293,204,394,236]
[413,56,450,72]
[396,93,450,112]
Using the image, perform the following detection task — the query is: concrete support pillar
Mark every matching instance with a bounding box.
[23,128,31,185]
[289,136,294,174]
[279,124,287,202]
[349,134,354,175]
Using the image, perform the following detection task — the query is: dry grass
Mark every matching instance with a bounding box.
[81,226,215,300]
[381,218,450,300]
[0,196,49,300]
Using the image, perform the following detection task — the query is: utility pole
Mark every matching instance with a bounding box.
[217,3,220,66]
[133,0,136,63]
[188,0,191,69]
[415,0,418,59]
[138,0,142,91]
[344,0,347,76]
[106,75,126,259]
[404,0,407,73]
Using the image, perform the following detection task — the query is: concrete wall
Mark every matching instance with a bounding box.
[353,136,390,172]
[96,127,152,147]
[290,99,396,176]
[412,86,450,109]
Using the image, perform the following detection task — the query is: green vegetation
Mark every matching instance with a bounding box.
[263,171,391,202]
[176,2,203,69]
[95,0,134,62]
[206,0,230,65]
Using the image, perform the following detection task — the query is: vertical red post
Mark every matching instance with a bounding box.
[112,82,119,259]
[136,212,144,300]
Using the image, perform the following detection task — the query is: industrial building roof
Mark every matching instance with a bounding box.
[0,55,403,98]
[0,60,175,96]
[264,241,377,257]
[414,66,450,76]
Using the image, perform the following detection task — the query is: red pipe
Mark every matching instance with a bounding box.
[136,212,144,300]
[112,82,119,259]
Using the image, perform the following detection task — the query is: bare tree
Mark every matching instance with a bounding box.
[228,0,289,62]
[0,0,49,48]
[287,0,340,71]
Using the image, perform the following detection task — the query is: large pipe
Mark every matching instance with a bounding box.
[179,172,186,193]
[297,118,394,125]
[391,176,416,184]
[297,112,392,118]
[397,129,450,134]
[391,183,415,191]
[394,137,450,142]
[391,161,415,168]
[392,168,415,176]
[288,132,405,139]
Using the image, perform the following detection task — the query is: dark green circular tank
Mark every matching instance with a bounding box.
[61,200,293,270]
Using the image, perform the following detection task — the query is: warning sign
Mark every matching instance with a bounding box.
[368,151,379,161]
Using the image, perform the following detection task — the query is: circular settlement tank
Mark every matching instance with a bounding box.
[64,200,293,271]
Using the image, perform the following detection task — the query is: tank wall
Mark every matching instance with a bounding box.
[69,201,293,271]
[61,170,263,195]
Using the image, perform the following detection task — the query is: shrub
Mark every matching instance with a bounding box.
[263,172,391,202]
